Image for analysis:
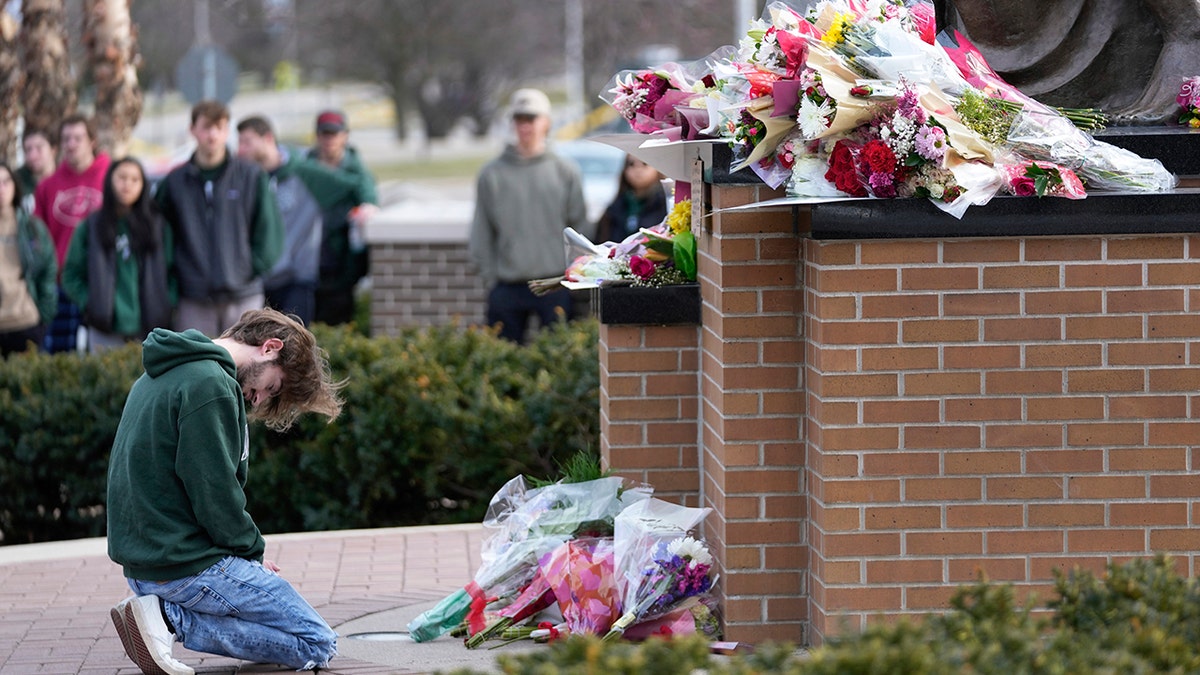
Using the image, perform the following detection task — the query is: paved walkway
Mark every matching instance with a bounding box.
[0,524,544,674]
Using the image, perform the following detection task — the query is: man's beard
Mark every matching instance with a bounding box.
[237,360,268,408]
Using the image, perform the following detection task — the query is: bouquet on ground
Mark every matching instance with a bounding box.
[407,475,650,642]
[541,537,622,638]
[603,498,717,641]
[463,559,556,648]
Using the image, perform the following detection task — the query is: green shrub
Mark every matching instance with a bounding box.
[0,319,599,544]
[0,343,144,544]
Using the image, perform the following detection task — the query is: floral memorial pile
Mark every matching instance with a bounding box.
[406,475,724,649]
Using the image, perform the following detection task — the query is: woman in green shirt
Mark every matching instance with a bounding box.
[63,158,174,352]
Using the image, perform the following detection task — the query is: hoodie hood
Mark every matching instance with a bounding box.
[141,328,236,380]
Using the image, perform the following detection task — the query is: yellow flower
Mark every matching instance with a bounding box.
[821,13,853,46]
[667,199,691,235]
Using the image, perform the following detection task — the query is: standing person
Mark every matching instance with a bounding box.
[15,128,57,214]
[469,88,591,344]
[594,155,668,244]
[156,100,283,337]
[62,158,174,352]
[306,110,378,326]
[236,115,375,325]
[107,308,344,674]
[34,114,112,353]
[0,163,57,357]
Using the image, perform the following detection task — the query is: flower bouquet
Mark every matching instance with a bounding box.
[1178,77,1200,128]
[603,498,717,642]
[463,558,556,648]
[407,476,650,642]
[541,537,622,638]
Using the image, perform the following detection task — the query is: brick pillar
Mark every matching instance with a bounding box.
[699,183,808,643]
[599,323,702,505]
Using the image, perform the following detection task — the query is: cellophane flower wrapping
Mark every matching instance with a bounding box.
[407,475,650,642]
[1004,110,1176,193]
[1178,77,1200,127]
[604,498,717,641]
[541,537,622,636]
[463,555,557,648]
[600,0,1179,221]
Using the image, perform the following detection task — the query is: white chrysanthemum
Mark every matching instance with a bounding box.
[796,97,834,139]
[667,536,713,565]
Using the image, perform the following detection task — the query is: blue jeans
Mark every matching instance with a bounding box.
[128,556,336,670]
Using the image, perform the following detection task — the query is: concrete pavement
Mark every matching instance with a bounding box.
[0,524,544,674]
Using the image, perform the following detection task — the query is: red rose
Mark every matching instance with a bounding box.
[860,140,897,175]
[824,140,867,197]
[628,255,657,280]
[1010,176,1036,196]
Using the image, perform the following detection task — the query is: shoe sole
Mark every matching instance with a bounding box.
[123,600,180,675]
[110,603,139,665]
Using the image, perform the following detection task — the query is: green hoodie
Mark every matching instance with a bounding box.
[107,328,265,581]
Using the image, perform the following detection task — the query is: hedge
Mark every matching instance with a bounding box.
[0,319,600,544]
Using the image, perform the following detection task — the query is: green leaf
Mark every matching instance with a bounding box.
[1034,175,1049,197]
[673,230,697,281]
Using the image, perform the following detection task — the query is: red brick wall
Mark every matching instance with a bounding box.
[805,233,1200,643]
[601,177,1200,647]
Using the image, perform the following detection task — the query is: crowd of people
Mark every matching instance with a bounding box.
[2,88,666,673]
[0,100,377,358]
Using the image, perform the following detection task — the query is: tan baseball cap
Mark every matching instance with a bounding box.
[510,88,552,118]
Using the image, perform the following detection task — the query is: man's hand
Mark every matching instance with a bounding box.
[264,559,281,573]
[349,204,380,227]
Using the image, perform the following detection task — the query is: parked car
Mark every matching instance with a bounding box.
[555,138,627,224]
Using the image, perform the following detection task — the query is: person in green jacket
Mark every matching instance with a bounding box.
[306,110,378,325]
[63,157,175,352]
[236,116,376,326]
[107,308,344,674]
[0,163,57,356]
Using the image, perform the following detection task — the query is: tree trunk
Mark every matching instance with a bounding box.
[20,0,77,140]
[82,0,142,156]
[0,13,20,164]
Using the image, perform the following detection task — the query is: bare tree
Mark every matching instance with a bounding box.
[20,0,78,138]
[0,13,20,163]
[82,0,143,156]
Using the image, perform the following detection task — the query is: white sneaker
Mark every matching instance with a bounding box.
[110,597,139,665]
[122,594,195,675]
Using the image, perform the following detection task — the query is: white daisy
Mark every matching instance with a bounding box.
[796,97,834,139]
[667,536,713,565]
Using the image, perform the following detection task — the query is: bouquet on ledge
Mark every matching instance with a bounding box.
[531,198,697,294]
[603,498,717,642]
[1178,77,1200,128]
[598,0,1176,219]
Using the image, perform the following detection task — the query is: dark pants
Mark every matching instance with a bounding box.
[43,287,81,354]
[0,323,46,358]
[266,282,316,326]
[486,282,571,344]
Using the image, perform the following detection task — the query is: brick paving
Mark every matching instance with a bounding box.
[0,525,484,674]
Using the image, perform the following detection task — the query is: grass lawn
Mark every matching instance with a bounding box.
[369,155,490,182]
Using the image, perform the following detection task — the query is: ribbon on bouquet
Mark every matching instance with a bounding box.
[464,581,491,635]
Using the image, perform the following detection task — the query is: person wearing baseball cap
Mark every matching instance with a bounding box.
[305,110,378,326]
[468,87,592,344]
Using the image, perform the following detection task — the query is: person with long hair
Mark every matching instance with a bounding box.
[0,163,57,356]
[62,157,174,352]
[594,155,668,244]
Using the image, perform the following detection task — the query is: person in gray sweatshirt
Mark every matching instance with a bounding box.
[469,88,592,344]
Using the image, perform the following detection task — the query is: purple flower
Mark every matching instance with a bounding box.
[896,85,926,124]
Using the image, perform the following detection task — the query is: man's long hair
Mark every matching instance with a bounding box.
[221,308,345,431]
